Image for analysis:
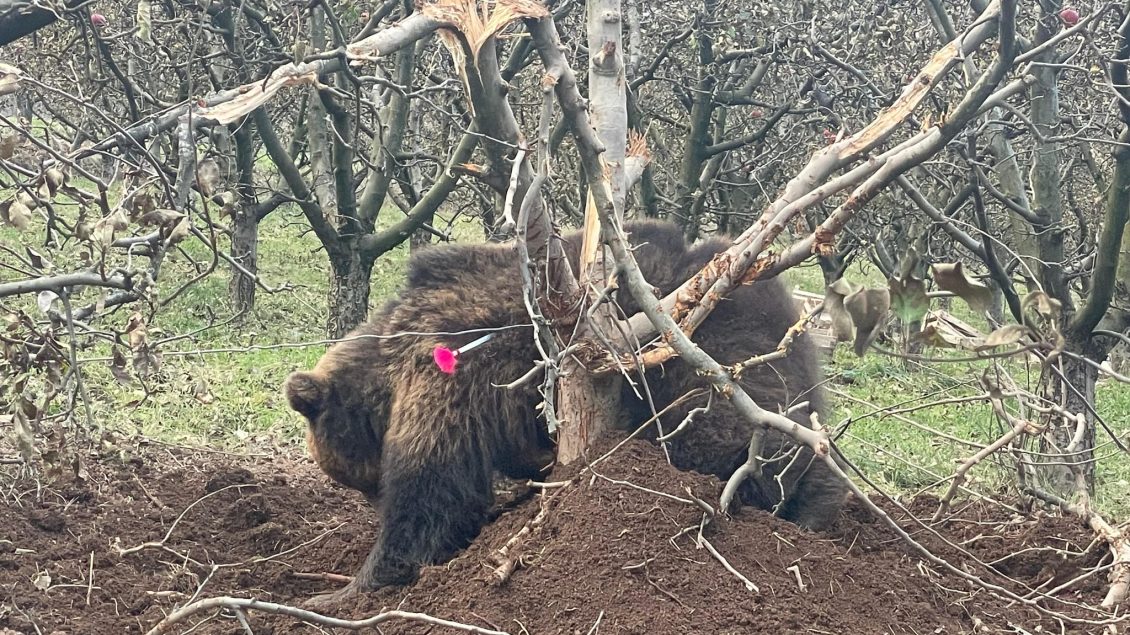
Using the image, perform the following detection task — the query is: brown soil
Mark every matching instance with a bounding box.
[0,438,1113,634]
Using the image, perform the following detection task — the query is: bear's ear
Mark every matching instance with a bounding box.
[284,371,328,420]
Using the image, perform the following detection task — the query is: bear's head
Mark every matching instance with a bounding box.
[284,338,389,496]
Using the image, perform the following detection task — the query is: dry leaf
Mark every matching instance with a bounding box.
[16,190,36,209]
[44,168,65,197]
[12,402,35,461]
[126,190,158,219]
[36,291,58,315]
[25,246,52,271]
[896,246,921,281]
[843,287,891,357]
[5,201,32,230]
[0,135,18,159]
[167,217,191,245]
[196,159,221,197]
[193,376,215,404]
[110,347,132,385]
[137,209,185,227]
[975,324,1031,351]
[1022,291,1062,322]
[823,278,858,342]
[0,62,23,97]
[930,262,992,314]
[91,210,130,248]
[126,312,148,349]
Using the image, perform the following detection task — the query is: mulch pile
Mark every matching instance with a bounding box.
[0,438,1114,634]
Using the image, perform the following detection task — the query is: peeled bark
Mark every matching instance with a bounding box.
[555,0,630,465]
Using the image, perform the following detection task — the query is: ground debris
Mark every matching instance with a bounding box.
[0,439,1109,634]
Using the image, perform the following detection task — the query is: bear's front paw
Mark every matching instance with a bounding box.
[301,580,364,610]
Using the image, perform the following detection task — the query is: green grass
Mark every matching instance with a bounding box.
[783,259,1130,518]
[3,196,1128,519]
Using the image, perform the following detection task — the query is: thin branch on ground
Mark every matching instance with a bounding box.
[144,596,510,635]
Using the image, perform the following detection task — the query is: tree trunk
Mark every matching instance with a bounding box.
[228,122,258,313]
[675,1,718,240]
[1029,1,1070,306]
[985,112,1039,289]
[1029,0,1091,495]
[327,252,375,339]
[556,363,623,463]
[308,8,338,223]
[229,210,258,313]
[1038,339,1100,497]
[555,0,630,465]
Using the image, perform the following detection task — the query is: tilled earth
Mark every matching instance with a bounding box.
[0,438,1115,634]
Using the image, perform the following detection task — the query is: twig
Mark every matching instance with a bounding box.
[585,610,604,635]
[117,483,256,556]
[291,572,355,584]
[730,305,821,377]
[697,535,758,593]
[932,389,1032,522]
[527,480,571,489]
[786,564,808,592]
[86,551,94,606]
[489,486,571,584]
[588,388,707,469]
[133,474,167,510]
[656,392,712,443]
[234,609,254,635]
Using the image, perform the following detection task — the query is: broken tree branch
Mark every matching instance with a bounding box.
[144,596,509,635]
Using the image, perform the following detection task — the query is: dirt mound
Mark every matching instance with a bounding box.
[0,439,1111,634]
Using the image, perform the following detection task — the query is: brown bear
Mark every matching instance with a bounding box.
[284,220,846,599]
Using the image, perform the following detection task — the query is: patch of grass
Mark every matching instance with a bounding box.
[826,346,1130,518]
[775,260,1126,511]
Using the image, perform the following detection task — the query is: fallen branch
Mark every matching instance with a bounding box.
[1027,488,1130,609]
[144,596,510,635]
[489,497,555,584]
[290,572,355,585]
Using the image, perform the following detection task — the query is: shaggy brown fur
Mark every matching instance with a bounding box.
[284,220,846,597]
